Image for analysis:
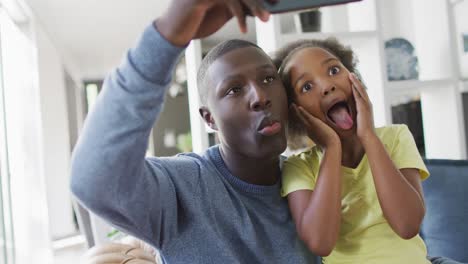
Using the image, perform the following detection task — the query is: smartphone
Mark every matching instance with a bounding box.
[263,0,362,14]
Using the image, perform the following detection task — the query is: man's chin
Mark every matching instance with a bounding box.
[255,137,287,157]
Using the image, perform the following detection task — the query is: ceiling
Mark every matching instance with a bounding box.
[23,0,257,80]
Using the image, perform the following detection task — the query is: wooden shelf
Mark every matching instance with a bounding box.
[280,30,378,44]
[459,79,468,93]
[387,78,457,95]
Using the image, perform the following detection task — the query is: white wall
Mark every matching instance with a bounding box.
[379,0,415,43]
[454,0,468,78]
[421,84,466,159]
[34,24,77,240]
[412,0,454,80]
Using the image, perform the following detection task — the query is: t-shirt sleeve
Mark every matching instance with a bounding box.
[281,153,317,197]
[390,125,429,180]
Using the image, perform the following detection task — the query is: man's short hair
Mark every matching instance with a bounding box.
[197,39,263,106]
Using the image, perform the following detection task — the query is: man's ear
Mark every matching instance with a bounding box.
[199,107,218,131]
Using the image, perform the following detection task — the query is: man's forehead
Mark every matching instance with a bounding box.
[207,46,274,80]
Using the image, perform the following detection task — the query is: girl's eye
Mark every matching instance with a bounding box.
[263,76,275,84]
[227,87,242,95]
[329,66,341,76]
[301,82,313,93]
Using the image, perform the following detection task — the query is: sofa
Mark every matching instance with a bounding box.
[85,159,468,264]
[84,237,162,264]
[421,159,468,263]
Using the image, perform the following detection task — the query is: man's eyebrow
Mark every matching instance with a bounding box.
[217,75,242,86]
[256,64,276,71]
[218,64,275,84]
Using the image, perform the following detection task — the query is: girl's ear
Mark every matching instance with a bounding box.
[199,107,218,131]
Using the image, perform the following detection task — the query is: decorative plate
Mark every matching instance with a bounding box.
[385,38,419,81]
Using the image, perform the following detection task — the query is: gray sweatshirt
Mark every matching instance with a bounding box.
[70,24,317,264]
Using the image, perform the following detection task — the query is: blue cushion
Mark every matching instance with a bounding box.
[421,159,468,263]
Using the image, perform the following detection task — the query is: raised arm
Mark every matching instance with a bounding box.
[286,104,342,256]
[70,0,272,247]
[349,73,426,239]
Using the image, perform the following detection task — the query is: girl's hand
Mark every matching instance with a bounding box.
[292,103,341,149]
[350,73,375,141]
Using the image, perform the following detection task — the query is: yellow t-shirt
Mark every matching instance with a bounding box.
[282,125,430,264]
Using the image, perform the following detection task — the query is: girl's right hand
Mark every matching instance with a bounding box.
[292,103,341,149]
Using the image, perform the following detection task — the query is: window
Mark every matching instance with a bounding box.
[0,12,15,263]
[0,8,51,263]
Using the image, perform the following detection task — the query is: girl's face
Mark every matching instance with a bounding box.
[285,47,357,135]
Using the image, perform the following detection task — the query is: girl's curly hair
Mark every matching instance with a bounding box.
[272,38,360,149]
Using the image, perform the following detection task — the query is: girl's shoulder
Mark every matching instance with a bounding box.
[375,124,410,141]
[284,146,322,166]
[375,124,415,155]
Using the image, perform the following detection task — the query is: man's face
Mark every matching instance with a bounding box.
[203,46,288,158]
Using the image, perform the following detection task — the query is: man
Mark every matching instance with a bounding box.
[71,0,316,263]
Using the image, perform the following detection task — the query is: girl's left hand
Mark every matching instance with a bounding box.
[349,73,375,141]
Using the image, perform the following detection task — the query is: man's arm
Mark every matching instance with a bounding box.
[70,0,272,247]
[70,24,185,245]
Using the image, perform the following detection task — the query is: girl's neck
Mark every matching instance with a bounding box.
[340,133,365,169]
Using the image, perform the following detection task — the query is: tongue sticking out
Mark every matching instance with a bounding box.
[328,104,354,130]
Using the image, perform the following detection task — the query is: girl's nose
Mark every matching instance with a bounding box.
[322,85,336,96]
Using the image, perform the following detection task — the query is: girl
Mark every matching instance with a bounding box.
[275,39,458,264]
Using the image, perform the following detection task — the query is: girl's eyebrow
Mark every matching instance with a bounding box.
[293,73,306,89]
[293,57,340,88]
[322,57,339,65]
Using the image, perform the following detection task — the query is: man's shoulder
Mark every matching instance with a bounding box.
[143,147,221,182]
[145,151,210,171]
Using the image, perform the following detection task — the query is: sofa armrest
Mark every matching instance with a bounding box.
[85,237,163,264]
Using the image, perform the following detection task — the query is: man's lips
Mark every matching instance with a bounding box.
[258,122,282,136]
[257,118,282,136]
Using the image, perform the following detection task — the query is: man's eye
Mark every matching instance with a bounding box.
[263,76,275,84]
[329,66,341,75]
[301,82,313,93]
[227,87,242,95]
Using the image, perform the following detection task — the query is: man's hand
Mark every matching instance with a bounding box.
[291,103,341,150]
[156,0,276,47]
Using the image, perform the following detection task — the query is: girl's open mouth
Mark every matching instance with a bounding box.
[327,101,354,130]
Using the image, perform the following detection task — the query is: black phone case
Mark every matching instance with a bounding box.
[263,0,362,14]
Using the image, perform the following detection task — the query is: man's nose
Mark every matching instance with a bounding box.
[250,84,272,111]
